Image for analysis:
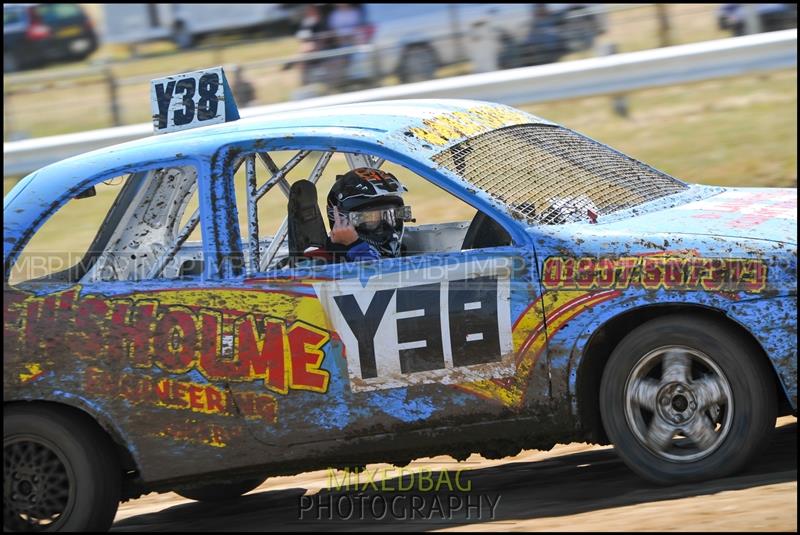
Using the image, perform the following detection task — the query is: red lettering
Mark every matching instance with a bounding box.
[641,257,664,289]
[58,289,76,312]
[288,325,329,392]
[237,319,286,392]
[199,311,247,379]
[205,385,224,413]
[596,258,615,288]
[154,379,171,403]
[686,258,708,287]
[25,296,58,354]
[615,257,639,288]
[110,301,156,367]
[701,259,725,291]
[663,258,685,288]
[153,309,197,372]
[542,258,563,288]
[562,258,576,288]
[742,261,767,292]
[254,395,277,422]
[74,298,108,356]
[575,258,596,289]
[171,381,189,407]
[188,385,204,410]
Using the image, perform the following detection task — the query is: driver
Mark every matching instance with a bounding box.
[304,167,412,263]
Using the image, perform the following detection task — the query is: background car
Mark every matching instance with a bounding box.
[98,3,302,50]
[368,3,604,81]
[717,3,797,36]
[294,3,605,94]
[3,3,98,73]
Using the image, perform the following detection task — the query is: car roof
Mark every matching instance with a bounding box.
[5,99,554,271]
[6,99,554,209]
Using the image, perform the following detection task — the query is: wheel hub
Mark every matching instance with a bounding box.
[657,382,698,424]
[15,477,37,497]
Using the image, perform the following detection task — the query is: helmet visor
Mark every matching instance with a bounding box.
[344,205,413,231]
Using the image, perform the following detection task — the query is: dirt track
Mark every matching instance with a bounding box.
[112,416,797,532]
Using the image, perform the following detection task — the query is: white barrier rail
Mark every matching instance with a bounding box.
[3,29,796,178]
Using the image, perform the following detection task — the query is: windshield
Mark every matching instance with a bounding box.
[432,124,689,225]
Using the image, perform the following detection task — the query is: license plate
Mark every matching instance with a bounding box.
[56,26,82,38]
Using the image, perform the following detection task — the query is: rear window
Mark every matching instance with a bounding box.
[33,3,84,24]
[431,124,689,225]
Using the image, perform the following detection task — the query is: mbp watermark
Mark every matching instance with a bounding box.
[297,467,501,521]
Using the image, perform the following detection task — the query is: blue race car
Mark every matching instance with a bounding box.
[3,68,796,531]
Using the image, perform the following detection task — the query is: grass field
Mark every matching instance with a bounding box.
[4,4,744,139]
[4,68,796,275]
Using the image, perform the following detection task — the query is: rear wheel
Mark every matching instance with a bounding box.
[175,476,265,502]
[599,316,777,484]
[4,52,19,73]
[4,404,121,531]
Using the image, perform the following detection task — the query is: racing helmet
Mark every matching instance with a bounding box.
[326,168,412,257]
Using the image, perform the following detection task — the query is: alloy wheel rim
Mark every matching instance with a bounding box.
[4,436,75,532]
[623,345,734,463]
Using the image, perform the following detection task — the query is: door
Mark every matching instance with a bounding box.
[311,245,537,439]
[209,143,546,448]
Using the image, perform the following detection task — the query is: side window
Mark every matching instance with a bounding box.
[83,165,202,282]
[9,174,131,287]
[227,146,507,274]
[4,7,25,26]
[229,149,336,272]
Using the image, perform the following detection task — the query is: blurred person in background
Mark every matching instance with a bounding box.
[325,3,367,89]
[231,67,256,106]
[295,4,333,86]
[327,3,365,48]
[468,15,502,73]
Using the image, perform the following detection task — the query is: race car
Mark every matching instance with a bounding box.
[4,68,797,531]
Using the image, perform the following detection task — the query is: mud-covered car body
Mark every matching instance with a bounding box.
[4,100,797,505]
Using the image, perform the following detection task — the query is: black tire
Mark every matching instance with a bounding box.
[398,44,437,83]
[4,51,19,74]
[599,315,777,485]
[175,476,265,502]
[4,404,121,531]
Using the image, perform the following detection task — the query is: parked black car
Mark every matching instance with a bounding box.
[4,3,98,73]
[498,4,603,69]
[717,4,797,36]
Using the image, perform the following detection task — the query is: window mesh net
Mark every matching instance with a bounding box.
[431,124,688,225]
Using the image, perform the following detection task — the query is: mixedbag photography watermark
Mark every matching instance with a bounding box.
[298,466,501,521]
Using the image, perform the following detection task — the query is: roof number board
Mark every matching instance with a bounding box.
[150,66,240,135]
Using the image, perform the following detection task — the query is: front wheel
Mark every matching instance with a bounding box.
[4,404,121,531]
[599,315,776,484]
